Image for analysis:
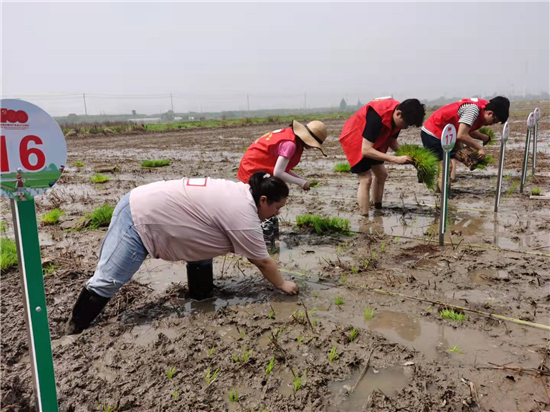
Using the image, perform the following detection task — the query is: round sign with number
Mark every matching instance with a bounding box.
[440,124,457,152]
[527,112,536,129]
[501,121,510,143]
[534,107,541,121]
[0,99,67,200]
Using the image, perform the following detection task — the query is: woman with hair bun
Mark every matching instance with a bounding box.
[65,173,297,334]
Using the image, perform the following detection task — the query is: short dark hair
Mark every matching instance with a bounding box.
[248,172,289,206]
[397,99,426,127]
[486,96,510,123]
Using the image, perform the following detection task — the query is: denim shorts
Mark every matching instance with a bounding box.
[86,192,149,298]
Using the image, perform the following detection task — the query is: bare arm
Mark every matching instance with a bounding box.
[248,257,298,294]
[362,139,411,164]
[457,123,485,156]
[388,137,400,152]
[469,129,490,144]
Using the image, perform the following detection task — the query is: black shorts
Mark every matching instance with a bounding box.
[350,157,384,174]
[421,130,456,161]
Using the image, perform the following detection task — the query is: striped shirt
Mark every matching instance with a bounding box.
[422,103,480,138]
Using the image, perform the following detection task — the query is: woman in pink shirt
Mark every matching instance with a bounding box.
[65,173,297,334]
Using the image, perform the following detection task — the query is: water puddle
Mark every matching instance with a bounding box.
[470,268,509,285]
[121,324,179,346]
[328,366,410,410]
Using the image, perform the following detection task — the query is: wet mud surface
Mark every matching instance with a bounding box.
[2,103,550,411]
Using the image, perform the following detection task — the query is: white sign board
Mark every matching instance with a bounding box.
[441,124,457,152]
[534,107,541,121]
[0,99,67,199]
[502,121,510,143]
[527,112,536,129]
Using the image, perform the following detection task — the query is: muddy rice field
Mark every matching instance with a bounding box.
[1,102,550,412]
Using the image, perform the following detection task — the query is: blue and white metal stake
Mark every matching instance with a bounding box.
[532,107,540,175]
[494,122,510,212]
[439,124,457,246]
[520,112,536,193]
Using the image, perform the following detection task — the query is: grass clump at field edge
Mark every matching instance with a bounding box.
[85,205,115,229]
[90,174,110,184]
[141,159,171,168]
[1,238,18,273]
[395,144,439,190]
[41,208,65,225]
[296,214,350,235]
[333,163,351,173]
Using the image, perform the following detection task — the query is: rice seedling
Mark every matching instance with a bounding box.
[312,318,318,327]
[505,180,519,198]
[229,390,239,403]
[265,356,275,375]
[74,161,85,167]
[90,174,110,184]
[448,345,464,354]
[294,372,306,392]
[310,181,321,188]
[204,367,220,386]
[381,243,386,252]
[141,159,171,168]
[333,163,351,173]
[351,265,358,274]
[1,238,18,272]
[334,296,344,307]
[99,404,116,412]
[478,127,496,146]
[394,236,400,243]
[328,346,339,362]
[293,169,304,174]
[208,346,215,356]
[0,221,6,232]
[473,154,495,170]
[269,310,275,319]
[349,328,359,342]
[85,205,115,229]
[364,306,375,319]
[395,144,439,190]
[296,214,350,235]
[532,187,542,196]
[371,251,376,260]
[504,174,512,180]
[440,309,467,322]
[41,208,64,225]
[171,389,179,400]
[233,347,252,363]
[166,366,176,380]
[43,263,57,275]
[297,335,304,345]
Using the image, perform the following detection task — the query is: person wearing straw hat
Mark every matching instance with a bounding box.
[339,98,426,216]
[238,120,328,239]
[421,96,509,192]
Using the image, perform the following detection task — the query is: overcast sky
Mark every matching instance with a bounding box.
[2,2,549,116]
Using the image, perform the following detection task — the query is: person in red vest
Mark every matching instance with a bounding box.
[238,120,327,238]
[421,96,509,191]
[339,98,426,216]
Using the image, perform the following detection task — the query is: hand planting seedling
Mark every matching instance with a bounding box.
[333,163,351,173]
[166,366,176,380]
[395,144,439,190]
[296,214,350,235]
[141,159,171,168]
[265,356,275,375]
[440,309,467,322]
[364,306,375,319]
[229,390,239,403]
[334,296,344,307]
[349,328,359,342]
[532,188,542,196]
[90,173,110,184]
[328,346,339,362]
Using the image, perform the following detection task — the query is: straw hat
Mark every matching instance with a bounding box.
[292,120,327,156]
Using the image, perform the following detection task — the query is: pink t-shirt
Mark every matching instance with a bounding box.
[129,178,270,262]
[268,141,297,159]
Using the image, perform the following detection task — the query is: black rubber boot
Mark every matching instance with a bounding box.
[374,202,383,210]
[187,260,214,300]
[65,287,111,335]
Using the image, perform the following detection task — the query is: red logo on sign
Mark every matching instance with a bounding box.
[1,109,29,124]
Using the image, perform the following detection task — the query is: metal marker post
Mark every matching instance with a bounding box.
[520,112,535,193]
[11,198,59,411]
[494,122,510,212]
[439,124,457,246]
[532,107,540,175]
[1,99,66,412]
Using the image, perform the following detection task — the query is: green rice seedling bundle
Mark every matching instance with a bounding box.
[86,205,115,229]
[141,159,171,168]
[478,127,496,146]
[90,174,110,184]
[473,154,495,170]
[395,144,439,190]
[296,214,350,234]
[1,238,18,272]
[41,208,64,225]
[333,163,351,173]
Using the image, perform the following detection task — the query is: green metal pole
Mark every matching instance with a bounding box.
[11,198,58,412]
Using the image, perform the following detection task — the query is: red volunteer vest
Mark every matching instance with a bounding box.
[237,127,304,183]
[423,98,488,139]
[339,99,400,167]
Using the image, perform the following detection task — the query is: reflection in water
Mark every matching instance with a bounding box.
[367,311,421,341]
